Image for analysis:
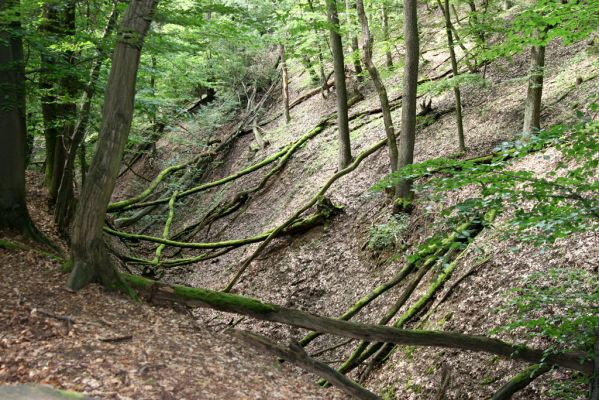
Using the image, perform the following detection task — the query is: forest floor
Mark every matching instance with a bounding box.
[1,5,598,400]
[0,174,344,399]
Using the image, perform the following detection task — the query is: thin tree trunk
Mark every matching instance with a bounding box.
[441,0,466,152]
[327,0,352,169]
[355,0,399,181]
[522,40,545,136]
[396,0,419,206]
[279,44,291,124]
[0,0,44,239]
[54,0,119,234]
[345,0,364,80]
[68,0,158,291]
[307,0,330,98]
[39,0,77,200]
[381,3,393,68]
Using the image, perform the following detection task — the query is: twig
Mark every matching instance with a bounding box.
[99,335,133,343]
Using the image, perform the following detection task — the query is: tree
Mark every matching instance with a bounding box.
[439,0,466,151]
[344,0,363,81]
[381,2,392,68]
[53,0,120,234]
[67,0,158,291]
[0,0,43,240]
[279,43,291,124]
[355,0,399,182]
[396,0,419,206]
[326,0,352,169]
[522,35,546,136]
[39,0,78,200]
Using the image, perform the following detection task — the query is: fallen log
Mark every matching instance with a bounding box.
[120,273,593,375]
[231,330,380,400]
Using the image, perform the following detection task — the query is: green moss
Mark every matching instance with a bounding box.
[62,259,73,273]
[381,384,397,400]
[403,345,416,360]
[480,375,498,385]
[0,239,20,250]
[172,284,277,314]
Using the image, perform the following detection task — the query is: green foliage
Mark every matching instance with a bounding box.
[367,214,409,251]
[495,268,598,352]
[372,108,599,245]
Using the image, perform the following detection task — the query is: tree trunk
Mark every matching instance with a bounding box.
[381,3,393,68]
[279,44,291,124]
[345,0,364,81]
[39,0,77,200]
[396,0,419,205]
[327,0,352,169]
[307,0,330,99]
[522,41,545,136]
[54,0,120,234]
[441,0,466,152]
[355,0,399,180]
[68,0,158,291]
[0,0,42,238]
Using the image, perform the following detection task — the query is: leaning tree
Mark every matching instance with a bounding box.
[67,0,158,291]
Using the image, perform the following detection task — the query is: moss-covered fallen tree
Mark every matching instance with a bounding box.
[119,273,593,375]
[108,198,342,246]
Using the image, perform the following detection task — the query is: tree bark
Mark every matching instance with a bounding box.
[122,273,593,375]
[396,0,419,205]
[0,0,39,236]
[522,40,545,136]
[279,44,291,124]
[355,0,399,181]
[345,0,364,81]
[440,0,466,152]
[39,0,78,200]
[232,330,381,400]
[327,0,352,169]
[381,3,393,68]
[68,0,158,291]
[54,0,119,234]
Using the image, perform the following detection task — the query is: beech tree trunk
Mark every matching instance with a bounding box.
[0,0,41,238]
[54,0,119,234]
[397,0,419,204]
[345,0,363,81]
[441,0,466,152]
[279,44,291,124]
[68,0,158,291]
[355,0,399,179]
[381,3,393,68]
[326,0,352,169]
[522,40,546,136]
[39,0,78,200]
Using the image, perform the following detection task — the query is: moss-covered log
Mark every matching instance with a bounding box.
[110,143,293,212]
[120,273,593,374]
[223,134,391,292]
[105,198,341,250]
[231,330,381,400]
[490,364,552,400]
[331,213,495,379]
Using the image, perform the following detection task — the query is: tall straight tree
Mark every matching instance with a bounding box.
[39,0,78,200]
[439,0,466,151]
[381,2,393,68]
[68,0,158,291]
[355,0,399,182]
[522,36,545,136]
[344,0,363,81]
[396,0,419,206]
[0,0,43,239]
[326,0,352,169]
[54,0,120,234]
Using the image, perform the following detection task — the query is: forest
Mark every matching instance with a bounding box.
[0,0,598,398]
